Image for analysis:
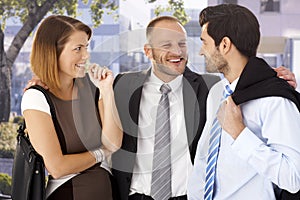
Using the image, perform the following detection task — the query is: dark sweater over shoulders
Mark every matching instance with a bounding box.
[232,56,300,111]
[232,56,300,200]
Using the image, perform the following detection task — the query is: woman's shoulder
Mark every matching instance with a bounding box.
[21,89,51,115]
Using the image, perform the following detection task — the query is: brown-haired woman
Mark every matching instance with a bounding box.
[21,15,122,199]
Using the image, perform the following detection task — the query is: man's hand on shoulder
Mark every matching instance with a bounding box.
[274,66,297,89]
[24,75,49,92]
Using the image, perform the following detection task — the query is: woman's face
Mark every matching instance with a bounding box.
[58,30,90,79]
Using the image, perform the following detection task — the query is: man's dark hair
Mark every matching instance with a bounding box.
[199,4,260,57]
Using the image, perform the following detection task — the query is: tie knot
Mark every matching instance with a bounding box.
[160,84,171,95]
[223,85,233,98]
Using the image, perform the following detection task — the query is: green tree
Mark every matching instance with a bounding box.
[0,0,118,122]
[0,0,188,122]
[0,121,18,158]
[0,173,11,195]
[153,0,190,25]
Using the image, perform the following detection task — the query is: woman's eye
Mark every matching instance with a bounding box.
[74,47,81,51]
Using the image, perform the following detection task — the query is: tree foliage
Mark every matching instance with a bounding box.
[0,121,18,158]
[0,173,11,195]
[0,0,188,122]
[151,0,190,25]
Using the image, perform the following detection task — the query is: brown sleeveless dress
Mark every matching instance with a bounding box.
[47,77,112,200]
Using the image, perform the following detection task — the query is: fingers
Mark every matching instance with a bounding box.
[24,80,34,92]
[89,64,112,80]
[274,66,294,78]
[101,67,112,78]
[279,74,296,88]
[273,67,297,89]
[288,80,297,89]
[226,96,235,106]
[218,96,245,139]
[24,77,48,92]
[273,66,285,72]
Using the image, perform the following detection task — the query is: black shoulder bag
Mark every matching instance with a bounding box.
[11,85,60,200]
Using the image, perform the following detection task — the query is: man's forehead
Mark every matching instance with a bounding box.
[150,27,187,42]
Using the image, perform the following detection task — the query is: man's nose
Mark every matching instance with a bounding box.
[170,45,182,55]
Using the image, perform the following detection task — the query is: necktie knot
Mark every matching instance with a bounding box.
[223,84,233,98]
[160,84,171,95]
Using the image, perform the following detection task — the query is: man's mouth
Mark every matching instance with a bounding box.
[167,58,184,63]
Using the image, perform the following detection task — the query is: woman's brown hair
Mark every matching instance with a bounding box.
[30,15,92,89]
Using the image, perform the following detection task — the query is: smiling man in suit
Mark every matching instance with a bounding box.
[111,16,220,200]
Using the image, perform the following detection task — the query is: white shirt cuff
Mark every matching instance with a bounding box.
[231,127,264,162]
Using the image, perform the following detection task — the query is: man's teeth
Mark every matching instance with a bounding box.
[169,58,181,63]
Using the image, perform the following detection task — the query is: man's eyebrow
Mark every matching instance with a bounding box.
[157,40,171,45]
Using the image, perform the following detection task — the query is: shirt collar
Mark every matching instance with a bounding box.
[149,70,183,93]
[223,77,240,92]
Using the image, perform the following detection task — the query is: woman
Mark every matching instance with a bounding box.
[21,15,122,199]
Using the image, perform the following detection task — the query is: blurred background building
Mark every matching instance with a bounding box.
[4,0,300,116]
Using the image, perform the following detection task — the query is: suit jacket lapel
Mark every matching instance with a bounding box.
[182,71,200,155]
[128,67,201,158]
[128,68,151,150]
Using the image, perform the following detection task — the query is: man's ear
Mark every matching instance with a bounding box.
[220,37,232,54]
[144,44,153,59]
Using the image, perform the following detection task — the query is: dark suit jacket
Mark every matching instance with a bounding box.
[111,67,220,200]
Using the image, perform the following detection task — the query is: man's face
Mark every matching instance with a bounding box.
[200,23,228,74]
[145,20,188,81]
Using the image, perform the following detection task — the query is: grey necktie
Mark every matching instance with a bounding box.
[151,84,172,200]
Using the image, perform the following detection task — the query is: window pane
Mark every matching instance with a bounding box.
[260,0,280,13]
[218,0,238,4]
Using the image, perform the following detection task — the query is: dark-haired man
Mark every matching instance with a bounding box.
[188,4,300,200]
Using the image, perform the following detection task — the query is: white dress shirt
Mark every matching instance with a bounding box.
[188,78,300,200]
[130,71,193,197]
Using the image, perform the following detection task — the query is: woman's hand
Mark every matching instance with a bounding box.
[87,64,114,90]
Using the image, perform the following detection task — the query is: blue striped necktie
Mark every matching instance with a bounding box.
[204,84,233,200]
[151,84,172,200]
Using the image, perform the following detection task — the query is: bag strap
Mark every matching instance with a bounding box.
[19,85,58,136]
[18,85,59,130]
[19,85,60,138]
[28,85,58,120]
[24,85,67,153]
